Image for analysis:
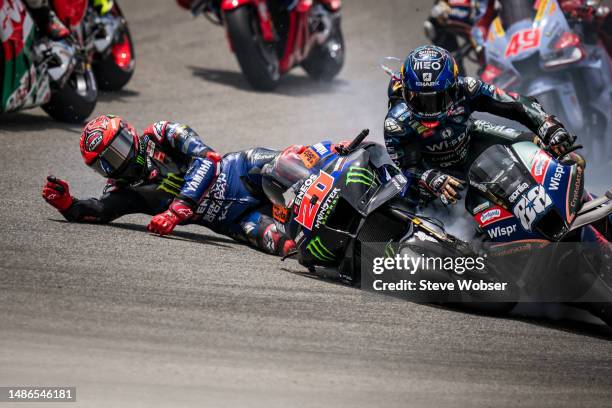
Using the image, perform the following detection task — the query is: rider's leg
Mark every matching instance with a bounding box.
[235,210,296,256]
[23,0,69,40]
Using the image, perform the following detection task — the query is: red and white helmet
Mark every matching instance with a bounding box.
[80,114,141,179]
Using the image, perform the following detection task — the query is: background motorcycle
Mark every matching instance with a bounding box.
[0,0,134,123]
[479,0,612,159]
[179,0,345,91]
[89,0,135,92]
[466,136,612,324]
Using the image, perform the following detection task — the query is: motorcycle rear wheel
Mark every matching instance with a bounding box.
[301,17,345,81]
[225,7,280,91]
[93,26,135,91]
[42,68,97,123]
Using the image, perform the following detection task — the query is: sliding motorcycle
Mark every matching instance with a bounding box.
[1,0,134,123]
[479,0,612,158]
[178,0,344,91]
[260,131,510,310]
[261,130,612,325]
[466,136,612,324]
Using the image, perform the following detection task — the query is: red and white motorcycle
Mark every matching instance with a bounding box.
[0,0,135,122]
[178,0,344,91]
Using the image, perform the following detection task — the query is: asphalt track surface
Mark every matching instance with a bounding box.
[1,1,612,407]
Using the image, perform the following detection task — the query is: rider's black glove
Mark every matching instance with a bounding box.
[548,127,577,156]
[539,117,576,156]
[419,169,465,206]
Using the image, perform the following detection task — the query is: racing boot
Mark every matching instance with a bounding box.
[28,4,70,40]
[46,11,70,39]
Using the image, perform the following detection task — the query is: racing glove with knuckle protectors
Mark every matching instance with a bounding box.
[147,199,194,236]
[419,169,465,206]
[42,176,74,212]
[538,116,576,156]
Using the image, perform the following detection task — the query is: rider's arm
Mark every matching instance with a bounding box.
[141,121,223,235]
[143,121,214,159]
[465,77,567,144]
[142,121,221,207]
[62,184,150,223]
[383,111,465,205]
[383,112,427,198]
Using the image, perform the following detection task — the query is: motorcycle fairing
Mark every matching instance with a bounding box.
[51,0,87,29]
[1,0,51,112]
[278,1,311,73]
[467,142,578,241]
[287,143,405,266]
[483,0,572,85]
[512,141,582,225]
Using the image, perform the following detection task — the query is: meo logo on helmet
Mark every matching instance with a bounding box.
[413,61,442,70]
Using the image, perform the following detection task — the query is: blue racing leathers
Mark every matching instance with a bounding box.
[58,121,293,255]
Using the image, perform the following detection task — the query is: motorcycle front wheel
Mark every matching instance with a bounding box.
[42,68,97,123]
[225,6,280,91]
[301,16,345,81]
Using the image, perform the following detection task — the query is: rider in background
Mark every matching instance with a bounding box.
[41,115,296,257]
[385,45,574,206]
[425,0,496,73]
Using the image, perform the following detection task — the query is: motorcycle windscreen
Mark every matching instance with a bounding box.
[468,144,533,204]
[262,152,312,207]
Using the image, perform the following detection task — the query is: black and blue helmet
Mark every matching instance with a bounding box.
[401,45,459,120]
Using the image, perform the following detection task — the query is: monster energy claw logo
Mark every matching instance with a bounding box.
[306,236,335,262]
[157,173,184,196]
[346,166,375,186]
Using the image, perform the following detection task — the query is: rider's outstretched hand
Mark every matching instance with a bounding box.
[42,176,73,212]
[420,169,465,205]
[147,199,194,236]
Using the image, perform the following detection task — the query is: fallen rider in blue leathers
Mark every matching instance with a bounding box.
[41,114,296,256]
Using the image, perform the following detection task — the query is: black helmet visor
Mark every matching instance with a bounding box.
[90,127,136,178]
[404,85,456,117]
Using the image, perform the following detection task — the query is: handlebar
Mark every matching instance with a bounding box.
[336,129,369,156]
[348,129,369,150]
[535,135,583,161]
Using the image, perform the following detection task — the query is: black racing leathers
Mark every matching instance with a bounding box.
[62,121,217,223]
[384,76,566,203]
